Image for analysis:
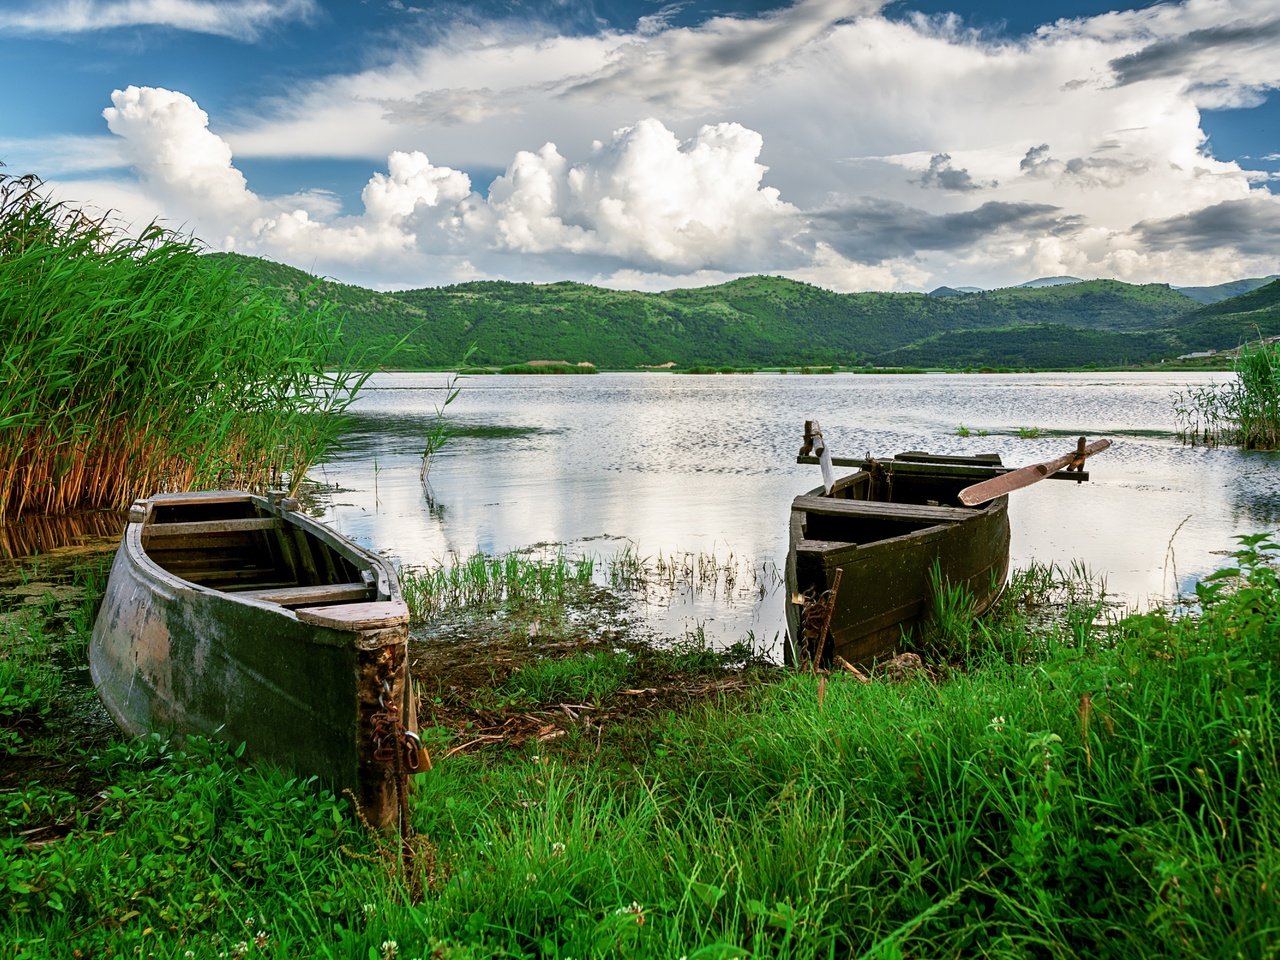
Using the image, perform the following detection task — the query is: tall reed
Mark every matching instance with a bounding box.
[1175,338,1280,449]
[0,173,367,519]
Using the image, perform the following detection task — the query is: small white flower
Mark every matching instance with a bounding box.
[614,901,645,924]
[526,872,538,882]
[381,941,399,960]
[551,841,566,856]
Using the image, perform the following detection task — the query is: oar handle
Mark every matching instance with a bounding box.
[1066,437,1111,471]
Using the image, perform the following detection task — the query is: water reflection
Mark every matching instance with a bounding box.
[313,371,1279,645]
[0,510,124,562]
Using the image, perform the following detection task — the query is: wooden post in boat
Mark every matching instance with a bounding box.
[799,420,836,495]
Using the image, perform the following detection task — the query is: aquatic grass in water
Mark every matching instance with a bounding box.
[399,551,593,623]
[0,173,367,519]
[611,546,781,603]
[498,363,598,375]
[401,546,777,628]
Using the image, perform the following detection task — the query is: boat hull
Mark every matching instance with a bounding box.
[90,492,414,830]
[785,456,1010,665]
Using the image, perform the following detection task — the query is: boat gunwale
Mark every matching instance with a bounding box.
[130,491,406,628]
[788,469,1008,557]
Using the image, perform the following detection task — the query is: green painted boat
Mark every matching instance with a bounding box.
[90,491,419,831]
[786,452,1011,666]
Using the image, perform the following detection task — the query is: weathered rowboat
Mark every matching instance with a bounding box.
[89,491,419,831]
[786,425,1111,667]
[786,449,1012,665]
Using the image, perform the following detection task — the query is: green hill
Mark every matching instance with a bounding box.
[209,253,1221,369]
[1167,279,1280,352]
[878,325,1178,369]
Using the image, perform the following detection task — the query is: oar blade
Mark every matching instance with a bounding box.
[957,437,1112,506]
[958,462,1058,506]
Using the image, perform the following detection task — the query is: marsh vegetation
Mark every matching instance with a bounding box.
[4,535,1278,958]
[1176,338,1280,449]
[0,173,365,521]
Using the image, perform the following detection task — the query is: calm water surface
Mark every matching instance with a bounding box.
[311,371,1280,647]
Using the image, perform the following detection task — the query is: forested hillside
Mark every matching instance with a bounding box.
[1169,279,1280,349]
[212,253,1233,369]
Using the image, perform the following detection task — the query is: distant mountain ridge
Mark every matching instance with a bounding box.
[1173,276,1280,305]
[1016,276,1084,288]
[209,253,1279,369]
[930,275,1277,305]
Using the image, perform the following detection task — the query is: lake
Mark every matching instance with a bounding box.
[310,371,1280,650]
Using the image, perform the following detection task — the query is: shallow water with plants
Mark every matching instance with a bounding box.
[310,370,1280,647]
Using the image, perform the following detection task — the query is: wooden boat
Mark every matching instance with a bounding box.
[90,491,419,831]
[786,451,1012,666]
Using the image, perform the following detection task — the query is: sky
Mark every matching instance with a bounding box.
[1,0,1278,293]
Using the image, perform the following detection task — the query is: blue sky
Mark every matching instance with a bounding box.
[2,0,1277,292]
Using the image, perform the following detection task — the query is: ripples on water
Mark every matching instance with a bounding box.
[311,371,1280,647]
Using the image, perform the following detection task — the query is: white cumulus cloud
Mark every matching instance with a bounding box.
[32,0,1280,290]
[94,87,809,285]
[487,119,802,269]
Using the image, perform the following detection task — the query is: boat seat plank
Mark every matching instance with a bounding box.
[239,582,373,607]
[793,495,977,524]
[144,518,285,538]
[147,491,257,506]
[295,601,409,631]
[893,450,1002,465]
[796,456,1088,483]
[174,568,280,585]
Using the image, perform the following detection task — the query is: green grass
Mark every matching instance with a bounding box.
[497,650,633,705]
[0,614,62,756]
[498,363,598,375]
[4,537,1278,957]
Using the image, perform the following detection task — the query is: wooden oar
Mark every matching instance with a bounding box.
[958,437,1111,506]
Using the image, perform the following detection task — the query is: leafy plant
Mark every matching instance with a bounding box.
[420,347,475,484]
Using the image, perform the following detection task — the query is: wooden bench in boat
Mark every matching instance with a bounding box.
[236,582,373,607]
[142,517,285,538]
[295,601,410,630]
[792,495,978,525]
